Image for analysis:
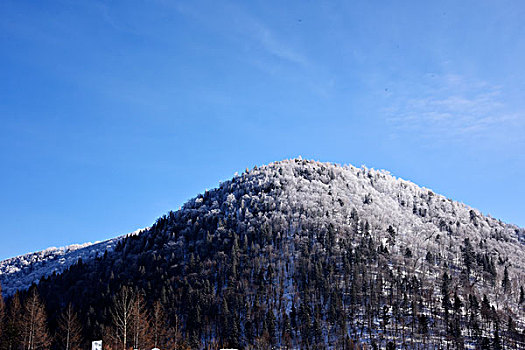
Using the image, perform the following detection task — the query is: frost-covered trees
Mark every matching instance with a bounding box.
[2,158,524,349]
[0,235,130,298]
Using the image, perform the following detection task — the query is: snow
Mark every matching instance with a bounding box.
[0,228,146,296]
[165,158,525,334]
[1,157,524,334]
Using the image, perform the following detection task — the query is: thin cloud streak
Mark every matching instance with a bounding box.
[169,1,309,67]
[249,21,310,67]
[169,1,332,96]
[385,74,524,143]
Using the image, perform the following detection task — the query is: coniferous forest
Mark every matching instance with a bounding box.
[1,159,524,349]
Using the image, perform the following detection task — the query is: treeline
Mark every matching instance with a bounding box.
[0,283,186,350]
[2,214,524,349]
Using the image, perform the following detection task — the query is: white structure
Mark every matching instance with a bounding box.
[92,340,102,350]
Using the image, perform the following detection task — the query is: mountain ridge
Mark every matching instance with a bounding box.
[2,158,524,348]
[2,158,523,295]
[0,228,145,296]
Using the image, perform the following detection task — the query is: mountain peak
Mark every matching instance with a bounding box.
[2,159,524,348]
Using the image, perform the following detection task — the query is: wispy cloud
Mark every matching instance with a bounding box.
[169,1,309,67]
[246,20,310,67]
[165,1,337,99]
[385,74,524,144]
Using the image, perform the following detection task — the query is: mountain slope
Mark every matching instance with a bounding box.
[4,158,525,349]
[0,229,144,296]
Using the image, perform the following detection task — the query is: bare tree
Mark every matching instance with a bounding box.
[21,289,51,350]
[56,303,83,350]
[5,292,22,350]
[110,286,134,350]
[151,300,168,349]
[130,292,151,350]
[165,314,182,350]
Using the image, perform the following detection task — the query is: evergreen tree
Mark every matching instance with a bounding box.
[264,310,276,345]
[441,272,452,330]
[462,238,474,277]
[0,283,4,340]
[219,297,229,341]
[281,312,292,348]
[502,266,510,293]
[480,294,492,328]
[506,315,517,346]
[468,294,481,339]
[418,314,429,335]
[492,322,503,350]
[386,225,396,247]
[290,302,297,330]
[299,297,312,346]
[451,292,464,348]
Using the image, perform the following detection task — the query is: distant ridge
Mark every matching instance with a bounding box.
[0,228,145,296]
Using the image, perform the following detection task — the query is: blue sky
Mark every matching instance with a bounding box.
[1,0,524,260]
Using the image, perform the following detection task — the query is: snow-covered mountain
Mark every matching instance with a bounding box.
[3,158,525,348]
[0,229,144,296]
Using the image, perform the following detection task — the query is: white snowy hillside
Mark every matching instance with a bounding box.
[202,158,525,301]
[0,228,145,296]
[250,158,525,272]
[13,158,524,348]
